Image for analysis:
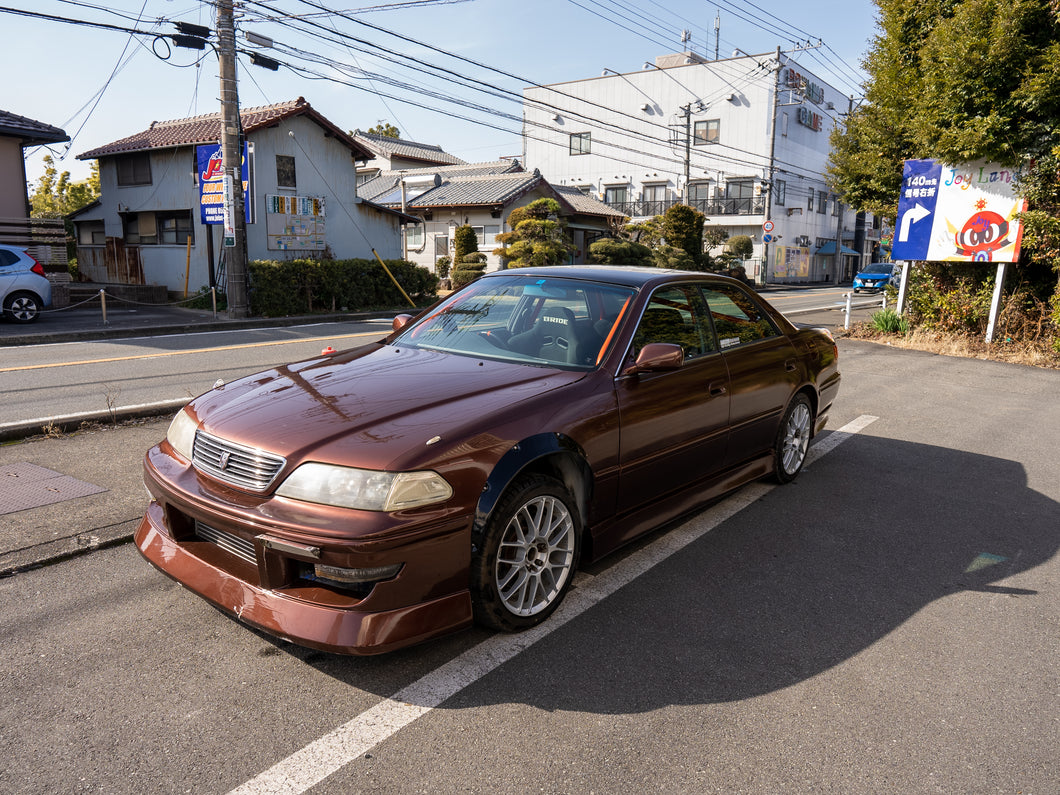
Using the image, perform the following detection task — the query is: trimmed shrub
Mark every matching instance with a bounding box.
[247,257,438,317]
[453,225,479,262]
[451,253,487,288]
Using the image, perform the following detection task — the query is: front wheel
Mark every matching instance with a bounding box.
[470,474,581,632]
[773,393,813,483]
[3,291,42,323]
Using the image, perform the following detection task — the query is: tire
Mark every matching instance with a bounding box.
[3,291,42,323]
[470,474,581,632]
[773,393,813,483]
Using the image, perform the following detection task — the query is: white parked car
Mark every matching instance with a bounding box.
[0,244,52,323]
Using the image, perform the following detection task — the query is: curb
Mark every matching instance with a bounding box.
[0,518,139,578]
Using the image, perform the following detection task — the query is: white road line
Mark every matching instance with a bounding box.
[229,415,878,795]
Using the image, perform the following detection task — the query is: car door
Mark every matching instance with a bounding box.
[615,285,730,514]
[700,283,801,467]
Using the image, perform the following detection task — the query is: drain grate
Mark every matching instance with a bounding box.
[0,462,108,516]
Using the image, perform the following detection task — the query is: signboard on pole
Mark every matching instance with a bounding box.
[197,142,252,226]
[891,158,1026,262]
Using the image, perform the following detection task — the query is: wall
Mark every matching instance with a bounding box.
[0,136,28,217]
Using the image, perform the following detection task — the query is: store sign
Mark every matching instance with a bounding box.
[796,106,823,132]
[197,143,251,225]
[784,67,825,105]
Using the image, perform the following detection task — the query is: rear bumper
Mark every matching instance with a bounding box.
[135,500,474,655]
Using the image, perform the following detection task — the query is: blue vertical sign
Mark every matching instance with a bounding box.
[891,159,941,261]
[197,143,251,225]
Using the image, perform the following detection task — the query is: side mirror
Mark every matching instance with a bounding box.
[392,314,414,332]
[624,342,684,375]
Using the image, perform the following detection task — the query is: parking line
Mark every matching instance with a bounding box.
[228,414,878,795]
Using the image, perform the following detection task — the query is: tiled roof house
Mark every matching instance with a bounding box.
[71,98,411,293]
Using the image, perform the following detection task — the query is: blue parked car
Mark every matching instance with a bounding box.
[852,263,897,293]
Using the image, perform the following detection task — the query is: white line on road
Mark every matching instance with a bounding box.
[229,414,878,795]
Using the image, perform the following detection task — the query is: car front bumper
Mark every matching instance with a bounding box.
[135,447,475,655]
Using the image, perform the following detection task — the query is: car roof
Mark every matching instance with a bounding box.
[480,265,740,289]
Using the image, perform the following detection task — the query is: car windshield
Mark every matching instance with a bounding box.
[392,274,637,370]
[862,264,893,275]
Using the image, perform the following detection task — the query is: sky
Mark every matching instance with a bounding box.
[5,0,880,188]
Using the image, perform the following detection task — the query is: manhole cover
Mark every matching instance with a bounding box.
[0,462,107,516]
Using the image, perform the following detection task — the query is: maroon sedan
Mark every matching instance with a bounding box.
[135,266,840,654]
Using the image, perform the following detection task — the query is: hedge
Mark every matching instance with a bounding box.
[247,257,438,317]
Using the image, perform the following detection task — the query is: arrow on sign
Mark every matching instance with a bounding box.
[898,203,931,242]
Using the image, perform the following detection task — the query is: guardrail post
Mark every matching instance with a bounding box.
[882,292,888,310]
[211,286,218,319]
[843,292,852,330]
[99,289,108,326]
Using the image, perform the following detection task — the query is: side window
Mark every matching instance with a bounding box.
[702,284,780,348]
[631,286,715,360]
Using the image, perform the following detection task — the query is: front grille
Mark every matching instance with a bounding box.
[195,520,257,565]
[192,430,286,492]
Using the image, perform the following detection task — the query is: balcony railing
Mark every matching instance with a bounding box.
[607,196,767,218]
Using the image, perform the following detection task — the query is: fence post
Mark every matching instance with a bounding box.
[100,289,108,326]
[211,286,217,319]
[844,292,852,330]
[882,292,888,310]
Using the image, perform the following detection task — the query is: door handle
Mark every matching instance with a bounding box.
[708,381,727,396]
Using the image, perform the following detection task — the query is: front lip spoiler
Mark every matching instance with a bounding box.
[135,502,473,655]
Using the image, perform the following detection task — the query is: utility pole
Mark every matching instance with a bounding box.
[682,103,692,203]
[762,47,782,284]
[216,0,249,318]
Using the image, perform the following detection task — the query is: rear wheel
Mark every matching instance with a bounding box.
[3,291,42,323]
[773,393,812,483]
[470,474,580,631]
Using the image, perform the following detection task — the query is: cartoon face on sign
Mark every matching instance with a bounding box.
[954,210,1010,261]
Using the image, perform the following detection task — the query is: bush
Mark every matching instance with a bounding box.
[247,257,438,317]
[588,238,654,267]
[451,254,487,288]
[435,255,452,279]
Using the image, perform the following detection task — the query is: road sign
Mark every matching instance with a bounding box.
[891,159,941,261]
[762,233,773,243]
[891,158,1025,262]
[762,220,775,233]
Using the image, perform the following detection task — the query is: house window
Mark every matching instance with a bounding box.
[276,155,297,188]
[807,189,815,211]
[693,119,720,145]
[78,221,105,245]
[831,195,841,217]
[726,179,755,213]
[576,185,594,196]
[687,183,711,204]
[482,225,500,249]
[406,223,424,248]
[817,190,828,214]
[775,180,786,206]
[158,211,193,245]
[116,152,152,186]
[604,186,628,205]
[781,112,789,137]
[642,184,667,202]
[569,133,590,156]
[873,214,882,230]
[123,212,156,245]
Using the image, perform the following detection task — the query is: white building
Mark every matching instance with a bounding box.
[523,51,881,284]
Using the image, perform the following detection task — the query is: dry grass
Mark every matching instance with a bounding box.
[844,324,1060,369]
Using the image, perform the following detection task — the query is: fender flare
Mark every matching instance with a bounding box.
[472,433,592,543]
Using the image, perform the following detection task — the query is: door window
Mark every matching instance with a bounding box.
[631,285,715,360]
[701,284,780,348]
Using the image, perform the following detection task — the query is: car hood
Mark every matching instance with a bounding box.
[188,343,585,471]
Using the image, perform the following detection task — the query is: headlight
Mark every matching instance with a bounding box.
[276,463,453,511]
[166,409,197,460]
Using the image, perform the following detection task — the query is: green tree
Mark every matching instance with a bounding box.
[724,235,753,259]
[29,156,100,218]
[453,224,479,262]
[493,198,574,267]
[660,203,706,269]
[828,0,1060,214]
[367,122,400,138]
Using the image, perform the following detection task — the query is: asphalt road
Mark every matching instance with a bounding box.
[1,339,1056,794]
[0,286,880,438]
